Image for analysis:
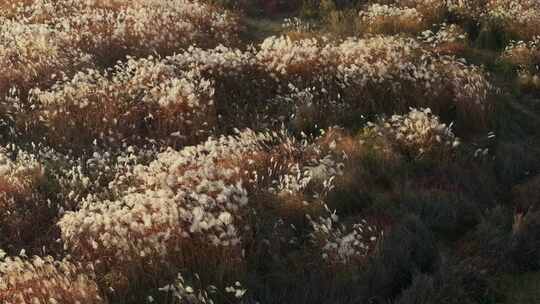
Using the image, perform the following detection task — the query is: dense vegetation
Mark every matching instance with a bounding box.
[0,0,539,303]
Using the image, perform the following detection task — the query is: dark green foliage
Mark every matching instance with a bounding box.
[472,206,513,260]
[400,190,480,239]
[359,216,440,303]
[475,22,509,51]
[393,260,498,304]
[326,148,407,216]
[492,95,540,186]
[507,211,540,271]
[208,0,302,16]
[246,215,442,304]
[495,141,540,186]
[393,274,437,304]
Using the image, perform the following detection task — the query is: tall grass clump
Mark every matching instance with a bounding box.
[33,56,216,151]
[0,252,104,304]
[1,0,242,65]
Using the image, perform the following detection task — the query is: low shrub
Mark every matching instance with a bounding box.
[400,190,479,239]
[393,259,497,304]
[358,215,440,302]
[0,147,58,254]
[0,253,104,304]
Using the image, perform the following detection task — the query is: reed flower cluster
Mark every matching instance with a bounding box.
[418,23,469,55]
[367,108,460,159]
[501,37,540,66]
[2,0,240,64]
[160,272,247,304]
[58,128,345,294]
[0,146,52,251]
[27,35,491,151]
[0,252,103,304]
[358,4,426,35]
[485,0,540,40]
[34,56,215,149]
[309,210,379,266]
[0,20,91,97]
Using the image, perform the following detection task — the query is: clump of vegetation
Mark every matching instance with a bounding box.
[0,253,104,304]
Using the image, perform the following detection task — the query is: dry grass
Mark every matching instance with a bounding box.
[1,1,539,303]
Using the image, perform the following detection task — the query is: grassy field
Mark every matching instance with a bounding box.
[1,1,540,303]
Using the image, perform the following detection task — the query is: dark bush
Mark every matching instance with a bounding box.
[393,259,498,304]
[474,206,513,253]
[358,216,440,303]
[507,210,540,271]
[393,274,437,304]
[400,190,480,239]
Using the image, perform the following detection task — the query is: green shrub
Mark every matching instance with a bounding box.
[470,206,513,265]
[400,190,480,239]
[475,21,511,51]
[393,260,498,304]
[358,216,440,302]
